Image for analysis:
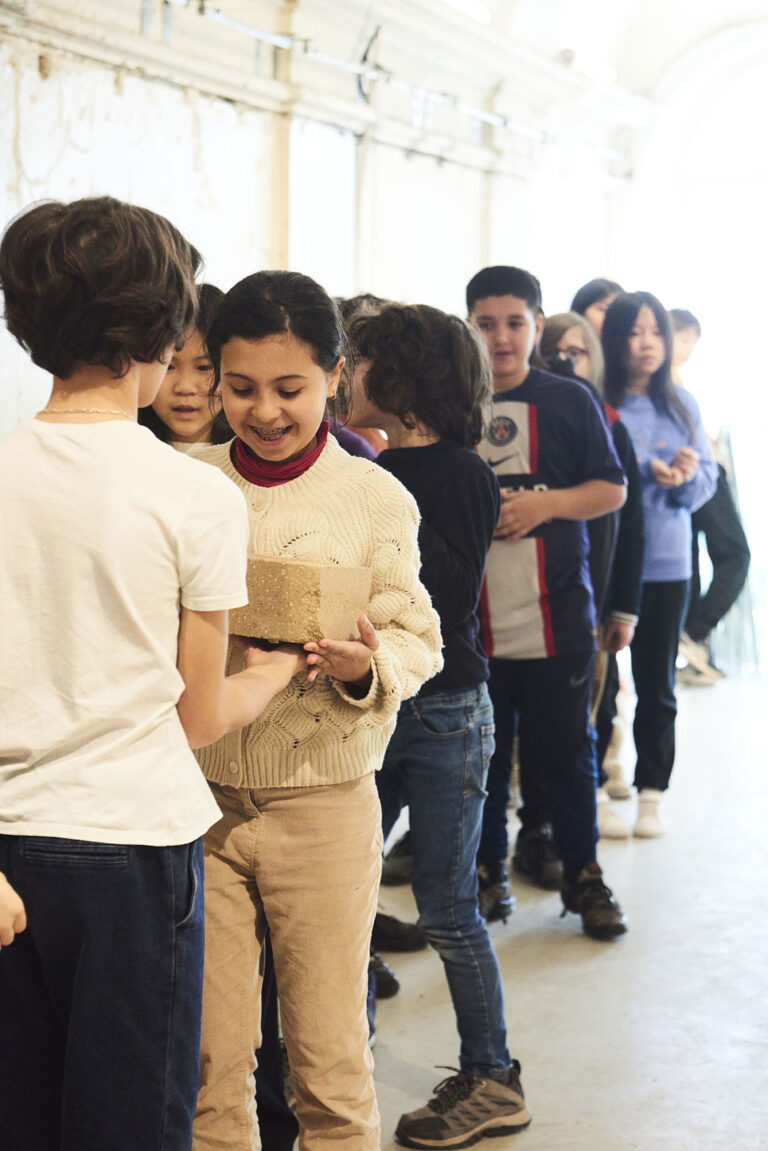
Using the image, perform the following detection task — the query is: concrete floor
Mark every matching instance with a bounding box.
[372,675,768,1151]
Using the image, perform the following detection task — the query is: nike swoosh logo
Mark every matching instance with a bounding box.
[569,673,590,688]
[488,453,518,468]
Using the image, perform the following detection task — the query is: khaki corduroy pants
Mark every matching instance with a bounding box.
[193,775,382,1151]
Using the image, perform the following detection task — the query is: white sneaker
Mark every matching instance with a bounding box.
[633,789,665,838]
[676,663,720,688]
[597,789,630,839]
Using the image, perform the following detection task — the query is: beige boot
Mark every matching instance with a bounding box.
[596,788,630,839]
[603,721,632,799]
[633,789,665,838]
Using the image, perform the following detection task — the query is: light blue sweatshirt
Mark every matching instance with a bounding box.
[618,388,717,582]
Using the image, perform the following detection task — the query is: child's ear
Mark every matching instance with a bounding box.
[327,356,344,397]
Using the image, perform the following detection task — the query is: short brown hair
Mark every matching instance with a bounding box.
[0,196,201,379]
[350,304,492,447]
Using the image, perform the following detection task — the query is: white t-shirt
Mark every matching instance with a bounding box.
[0,420,249,846]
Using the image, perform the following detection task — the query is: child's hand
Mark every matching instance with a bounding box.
[650,457,685,489]
[304,615,380,692]
[672,446,699,482]
[495,489,553,540]
[232,638,307,689]
[0,873,27,949]
[601,619,634,654]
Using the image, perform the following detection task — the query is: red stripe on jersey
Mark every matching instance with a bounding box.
[536,536,555,657]
[528,405,539,473]
[479,575,494,657]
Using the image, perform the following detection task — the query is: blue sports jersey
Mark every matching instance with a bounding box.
[477,368,625,660]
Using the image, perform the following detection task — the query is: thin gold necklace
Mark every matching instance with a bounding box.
[39,405,133,419]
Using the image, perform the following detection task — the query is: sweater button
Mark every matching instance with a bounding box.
[228,760,239,775]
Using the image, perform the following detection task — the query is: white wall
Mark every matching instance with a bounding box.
[0,35,274,434]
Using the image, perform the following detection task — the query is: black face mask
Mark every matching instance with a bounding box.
[544,352,578,379]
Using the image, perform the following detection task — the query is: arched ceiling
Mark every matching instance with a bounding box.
[473,0,768,95]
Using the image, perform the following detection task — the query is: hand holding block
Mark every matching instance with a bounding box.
[229,556,373,644]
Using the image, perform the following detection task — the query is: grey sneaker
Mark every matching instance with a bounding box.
[395,1064,531,1148]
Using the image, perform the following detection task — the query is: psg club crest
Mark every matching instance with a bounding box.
[488,416,518,446]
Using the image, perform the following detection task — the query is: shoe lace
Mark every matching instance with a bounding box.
[578,877,618,912]
[428,1068,476,1114]
[561,873,618,919]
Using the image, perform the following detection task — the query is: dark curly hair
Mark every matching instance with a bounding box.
[207,270,351,424]
[0,196,200,379]
[350,304,492,447]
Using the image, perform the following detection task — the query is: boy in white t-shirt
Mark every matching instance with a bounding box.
[0,197,302,1151]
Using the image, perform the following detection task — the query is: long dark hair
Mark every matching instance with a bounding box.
[602,291,692,434]
[139,283,232,443]
[207,270,351,424]
[571,278,623,315]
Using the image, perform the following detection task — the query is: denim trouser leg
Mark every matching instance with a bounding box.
[0,834,205,1151]
[376,684,511,1077]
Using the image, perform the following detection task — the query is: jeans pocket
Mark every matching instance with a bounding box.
[176,842,202,929]
[22,837,130,869]
[480,723,496,787]
[411,700,470,738]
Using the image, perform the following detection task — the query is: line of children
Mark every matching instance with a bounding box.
[0,191,728,1151]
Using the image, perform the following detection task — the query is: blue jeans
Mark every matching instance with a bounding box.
[0,834,205,1151]
[376,683,511,1078]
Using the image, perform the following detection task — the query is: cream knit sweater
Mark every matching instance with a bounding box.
[194,435,443,789]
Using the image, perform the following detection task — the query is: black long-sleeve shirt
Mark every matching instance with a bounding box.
[377,440,500,696]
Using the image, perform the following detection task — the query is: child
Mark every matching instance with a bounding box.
[350,302,531,1147]
[0,197,302,1151]
[139,280,298,1151]
[540,312,644,839]
[139,282,231,447]
[466,265,628,941]
[190,271,442,1151]
[602,292,717,834]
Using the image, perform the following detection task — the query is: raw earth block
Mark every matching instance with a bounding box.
[229,555,373,644]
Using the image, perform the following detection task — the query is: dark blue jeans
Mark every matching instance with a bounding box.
[376,684,511,1078]
[480,652,599,880]
[0,834,205,1151]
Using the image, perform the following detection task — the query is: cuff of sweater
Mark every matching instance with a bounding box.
[334,657,382,710]
[610,611,638,627]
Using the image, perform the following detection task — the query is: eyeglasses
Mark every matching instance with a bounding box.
[558,346,588,362]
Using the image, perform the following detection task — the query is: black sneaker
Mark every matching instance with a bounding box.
[512,824,563,890]
[476,865,515,924]
[395,1064,531,1149]
[369,948,400,999]
[381,830,414,885]
[560,861,628,940]
[372,911,428,953]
